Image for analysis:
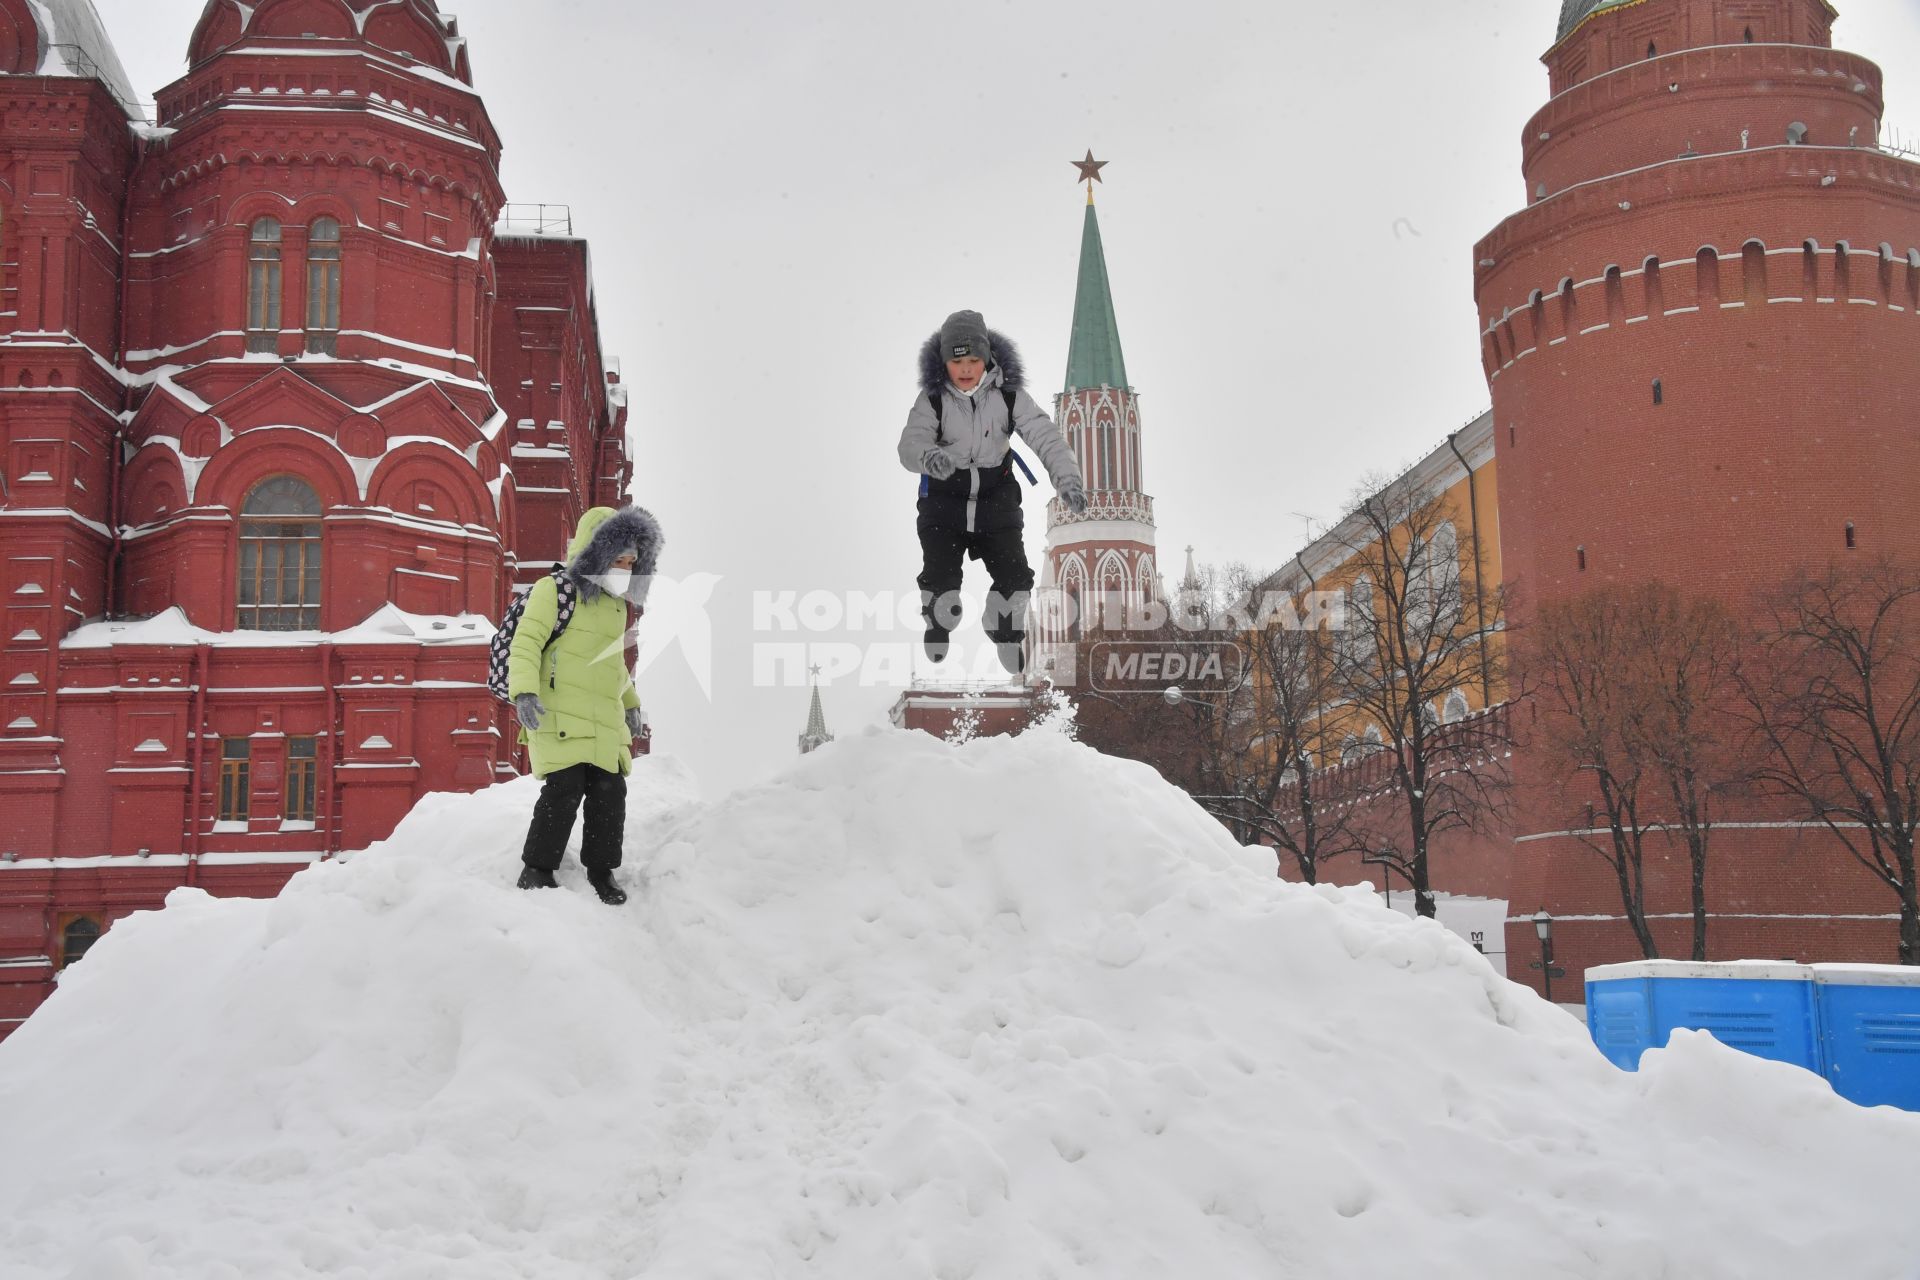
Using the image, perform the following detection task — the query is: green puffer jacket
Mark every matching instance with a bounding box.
[506,505,661,779]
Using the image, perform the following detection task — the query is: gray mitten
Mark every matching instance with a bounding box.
[625,707,645,737]
[514,693,545,732]
[1060,477,1089,514]
[923,448,957,481]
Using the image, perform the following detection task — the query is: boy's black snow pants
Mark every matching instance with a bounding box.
[521,763,626,872]
[917,524,1034,646]
[916,456,1033,663]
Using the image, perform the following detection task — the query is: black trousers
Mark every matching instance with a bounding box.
[916,523,1035,646]
[521,763,625,872]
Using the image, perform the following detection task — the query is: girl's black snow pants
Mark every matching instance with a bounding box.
[521,763,626,872]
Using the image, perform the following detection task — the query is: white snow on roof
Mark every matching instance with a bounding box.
[0,731,1915,1275]
[60,604,494,649]
[23,0,144,120]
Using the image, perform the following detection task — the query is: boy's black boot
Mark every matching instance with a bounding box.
[923,626,950,664]
[587,869,628,906]
[517,864,558,890]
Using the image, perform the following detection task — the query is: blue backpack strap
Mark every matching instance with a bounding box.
[919,382,1036,487]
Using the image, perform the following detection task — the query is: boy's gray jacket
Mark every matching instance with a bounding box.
[896,330,1084,493]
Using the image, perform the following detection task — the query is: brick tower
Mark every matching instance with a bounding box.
[1033,167,1159,682]
[1476,0,1920,974]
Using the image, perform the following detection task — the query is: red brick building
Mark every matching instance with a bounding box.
[0,0,632,1036]
[1479,0,1920,981]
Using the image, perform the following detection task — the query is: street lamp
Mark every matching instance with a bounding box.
[1362,847,1399,912]
[1529,908,1567,1002]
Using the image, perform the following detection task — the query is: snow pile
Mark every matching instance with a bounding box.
[2,729,1918,1279]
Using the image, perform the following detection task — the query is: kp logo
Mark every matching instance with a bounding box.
[582,571,722,699]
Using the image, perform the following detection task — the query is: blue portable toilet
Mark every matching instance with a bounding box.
[1811,964,1920,1111]
[1585,960,1820,1073]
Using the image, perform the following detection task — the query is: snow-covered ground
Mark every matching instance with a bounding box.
[2,728,1917,1279]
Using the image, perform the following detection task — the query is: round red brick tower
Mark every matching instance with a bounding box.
[1477,0,1920,979]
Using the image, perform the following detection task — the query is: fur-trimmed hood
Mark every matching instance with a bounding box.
[563,504,664,606]
[918,329,1026,400]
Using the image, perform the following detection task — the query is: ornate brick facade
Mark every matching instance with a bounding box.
[0,0,632,1036]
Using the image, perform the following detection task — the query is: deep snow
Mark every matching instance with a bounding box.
[2,728,1918,1279]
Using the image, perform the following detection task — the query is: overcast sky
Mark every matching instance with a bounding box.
[93,0,1920,794]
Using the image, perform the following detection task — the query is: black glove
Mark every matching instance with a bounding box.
[923,448,957,481]
[625,707,645,737]
[514,693,545,732]
[1060,477,1088,515]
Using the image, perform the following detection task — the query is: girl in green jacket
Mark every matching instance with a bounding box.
[507,505,663,905]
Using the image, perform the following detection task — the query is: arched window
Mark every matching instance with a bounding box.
[1427,521,1461,631]
[306,217,342,355]
[247,218,283,353]
[1342,575,1375,665]
[237,476,322,630]
[1100,560,1127,628]
[1696,248,1721,306]
[1743,240,1769,306]
[1443,690,1470,724]
[59,916,102,969]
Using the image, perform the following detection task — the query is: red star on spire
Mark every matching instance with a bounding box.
[1071,150,1108,185]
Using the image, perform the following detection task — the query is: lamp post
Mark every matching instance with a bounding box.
[1529,908,1567,1002]
[1362,847,1399,912]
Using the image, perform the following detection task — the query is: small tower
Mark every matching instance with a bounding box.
[1034,154,1159,678]
[798,665,833,755]
[1176,545,1206,624]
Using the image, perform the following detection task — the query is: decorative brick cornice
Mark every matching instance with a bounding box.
[1477,143,1920,297]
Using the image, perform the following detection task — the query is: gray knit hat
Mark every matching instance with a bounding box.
[939,309,990,363]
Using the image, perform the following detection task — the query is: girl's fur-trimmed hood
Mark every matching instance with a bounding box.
[918,329,1026,399]
[564,505,664,606]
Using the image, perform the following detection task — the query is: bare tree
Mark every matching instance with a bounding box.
[1241,598,1367,883]
[1745,558,1920,965]
[1526,589,1662,958]
[1629,586,1749,961]
[1524,583,1750,960]
[1325,476,1509,917]
[1062,561,1362,880]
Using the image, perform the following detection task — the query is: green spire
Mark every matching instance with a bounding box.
[804,684,829,741]
[798,666,833,754]
[1063,199,1129,394]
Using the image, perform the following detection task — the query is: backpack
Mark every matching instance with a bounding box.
[920,386,1039,496]
[487,564,579,703]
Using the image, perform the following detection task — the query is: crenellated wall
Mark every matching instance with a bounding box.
[1476,150,1920,610]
